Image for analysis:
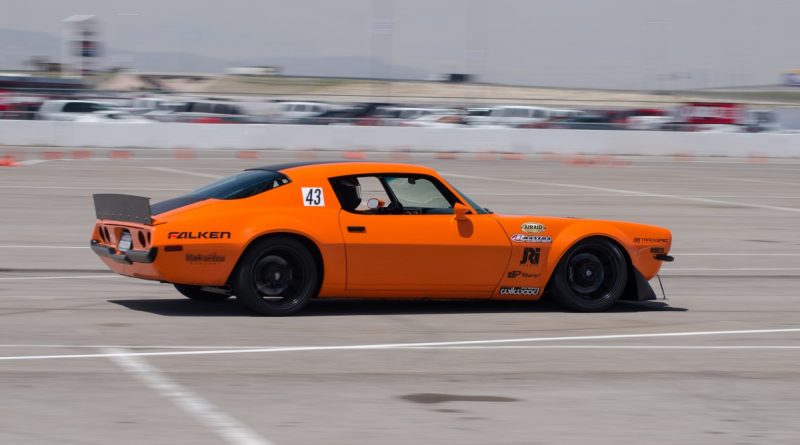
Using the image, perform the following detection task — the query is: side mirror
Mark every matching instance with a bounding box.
[453,202,469,221]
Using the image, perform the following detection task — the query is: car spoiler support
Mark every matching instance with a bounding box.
[93,194,151,224]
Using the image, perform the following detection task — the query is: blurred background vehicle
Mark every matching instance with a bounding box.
[483,105,554,127]
[401,113,469,128]
[73,110,152,123]
[36,99,115,121]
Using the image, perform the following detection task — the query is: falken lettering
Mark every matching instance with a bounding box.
[168,231,231,240]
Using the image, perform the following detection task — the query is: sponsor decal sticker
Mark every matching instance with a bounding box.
[302,187,325,207]
[521,222,545,233]
[507,270,541,279]
[511,234,552,243]
[499,287,540,296]
[519,247,541,265]
[185,253,225,263]
[634,237,670,244]
[168,231,231,240]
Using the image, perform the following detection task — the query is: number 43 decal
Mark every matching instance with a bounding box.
[301,187,325,206]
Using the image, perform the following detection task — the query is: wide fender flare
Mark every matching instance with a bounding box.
[545,222,635,283]
[226,214,345,288]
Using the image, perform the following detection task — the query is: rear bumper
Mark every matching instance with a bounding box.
[90,240,158,264]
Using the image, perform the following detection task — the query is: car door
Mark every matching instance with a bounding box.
[335,174,510,294]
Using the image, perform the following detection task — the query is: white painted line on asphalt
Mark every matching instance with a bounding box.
[0,275,118,281]
[0,245,88,249]
[146,167,223,179]
[105,347,273,445]
[404,345,800,350]
[17,159,51,166]
[695,175,800,188]
[443,172,800,214]
[1,327,800,361]
[0,344,271,349]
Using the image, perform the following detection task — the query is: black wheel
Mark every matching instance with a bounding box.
[232,237,319,316]
[173,284,231,302]
[550,237,628,312]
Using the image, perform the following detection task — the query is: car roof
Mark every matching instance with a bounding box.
[247,161,437,177]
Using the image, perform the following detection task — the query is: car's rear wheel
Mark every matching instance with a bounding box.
[173,284,231,302]
[550,237,628,312]
[232,237,319,316]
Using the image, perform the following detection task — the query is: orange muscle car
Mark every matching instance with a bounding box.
[90,161,673,315]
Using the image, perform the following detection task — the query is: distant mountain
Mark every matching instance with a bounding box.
[0,28,426,80]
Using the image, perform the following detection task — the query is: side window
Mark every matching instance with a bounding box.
[63,102,86,113]
[330,175,458,214]
[330,176,393,213]
[295,105,306,112]
[384,176,455,214]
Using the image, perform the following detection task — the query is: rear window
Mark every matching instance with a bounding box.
[190,170,290,200]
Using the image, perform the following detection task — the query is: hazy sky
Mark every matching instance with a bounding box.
[1,0,798,89]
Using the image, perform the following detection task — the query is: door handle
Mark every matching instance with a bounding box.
[347,226,366,233]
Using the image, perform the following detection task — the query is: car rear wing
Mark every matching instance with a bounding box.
[93,194,151,225]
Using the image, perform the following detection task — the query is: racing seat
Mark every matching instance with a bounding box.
[332,178,361,211]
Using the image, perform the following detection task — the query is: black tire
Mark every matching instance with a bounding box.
[232,236,319,316]
[173,284,231,302]
[550,237,628,312]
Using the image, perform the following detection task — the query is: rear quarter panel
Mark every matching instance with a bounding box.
[153,179,346,290]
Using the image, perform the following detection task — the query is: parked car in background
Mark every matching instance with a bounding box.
[36,100,115,121]
[373,107,457,125]
[483,106,554,127]
[271,102,333,120]
[464,107,493,126]
[128,96,187,114]
[297,103,385,125]
[402,114,469,128]
[146,100,263,123]
[623,108,672,130]
[546,113,618,130]
[74,110,153,123]
[0,93,44,120]
[744,110,781,132]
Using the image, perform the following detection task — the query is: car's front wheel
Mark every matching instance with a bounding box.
[232,237,319,316]
[550,237,628,312]
[173,284,231,302]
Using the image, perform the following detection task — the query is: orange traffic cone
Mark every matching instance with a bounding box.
[0,155,19,167]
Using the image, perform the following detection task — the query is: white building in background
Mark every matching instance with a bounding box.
[62,15,102,78]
